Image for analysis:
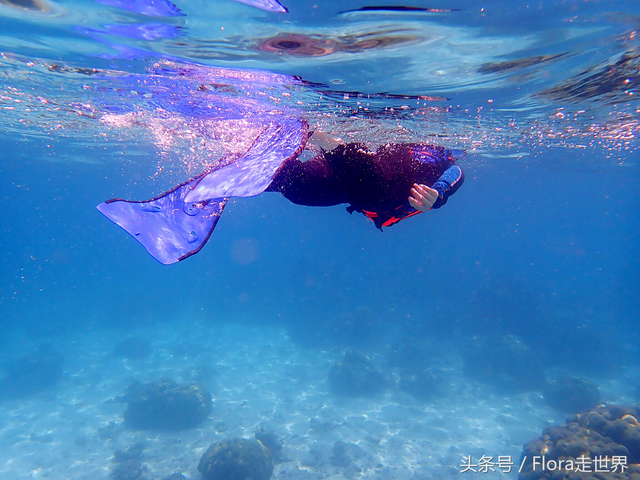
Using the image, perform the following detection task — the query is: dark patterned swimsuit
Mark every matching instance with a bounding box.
[267,142,464,229]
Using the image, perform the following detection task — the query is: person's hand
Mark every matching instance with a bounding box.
[408,183,439,212]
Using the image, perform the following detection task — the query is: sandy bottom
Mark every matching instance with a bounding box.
[0,320,631,480]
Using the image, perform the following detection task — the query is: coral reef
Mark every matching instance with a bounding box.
[542,376,601,414]
[519,404,640,480]
[328,350,387,398]
[198,437,273,480]
[122,379,212,431]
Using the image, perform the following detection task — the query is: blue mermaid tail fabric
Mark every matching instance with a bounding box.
[97,176,226,265]
[93,0,287,15]
[98,118,307,264]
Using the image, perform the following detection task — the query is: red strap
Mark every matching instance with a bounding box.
[381,209,422,227]
[362,207,422,227]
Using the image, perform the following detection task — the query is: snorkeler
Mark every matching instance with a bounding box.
[266,131,464,230]
[98,119,464,264]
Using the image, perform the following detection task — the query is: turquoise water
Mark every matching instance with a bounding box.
[0,0,638,479]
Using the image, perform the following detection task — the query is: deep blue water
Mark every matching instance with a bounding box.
[0,0,639,478]
[3,145,636,368]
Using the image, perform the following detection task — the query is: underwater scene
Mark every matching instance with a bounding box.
[0,0,639,479]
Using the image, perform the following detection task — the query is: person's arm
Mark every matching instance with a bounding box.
[408,164,464,212]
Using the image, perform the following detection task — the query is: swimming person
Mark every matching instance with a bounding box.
[266,131,464,230]
[98,120,464,264]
